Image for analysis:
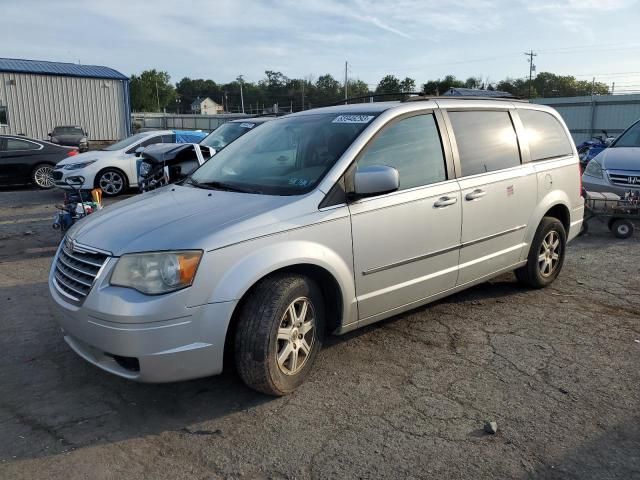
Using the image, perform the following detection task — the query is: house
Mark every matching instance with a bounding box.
[191,97,224,115]
[0,57,130,140]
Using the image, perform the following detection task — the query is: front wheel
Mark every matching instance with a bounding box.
[31,164,55,189]
[235,274,325,396]
[96,169,127,196]
[516,217,567,288]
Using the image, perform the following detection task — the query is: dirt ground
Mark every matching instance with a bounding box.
[0,187,639,480]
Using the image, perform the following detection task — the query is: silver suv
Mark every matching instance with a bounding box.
[49,98,584,395]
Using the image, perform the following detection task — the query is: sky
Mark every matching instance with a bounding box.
[2,0,640,93]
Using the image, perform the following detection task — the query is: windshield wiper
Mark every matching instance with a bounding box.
[197,180,262,194]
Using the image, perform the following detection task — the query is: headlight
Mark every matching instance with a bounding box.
[51,137,59,143]
[64,160,97,170]
[584,159,603,179]
[110,251,202,294]
[139,161,152,176]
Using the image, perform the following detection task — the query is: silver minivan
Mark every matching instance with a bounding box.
[49,98,584,395]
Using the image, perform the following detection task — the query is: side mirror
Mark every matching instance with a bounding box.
[352,165,399,199]
[48,132,52,136]
[135,146,145,157]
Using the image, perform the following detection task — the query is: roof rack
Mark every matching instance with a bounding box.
[403,95,528,103]
[321,92,424,108]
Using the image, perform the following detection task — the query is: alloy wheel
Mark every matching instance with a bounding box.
[276,297,315,375]
[99,171,124,195]
[34,166,54,188]
[538,230,561,277]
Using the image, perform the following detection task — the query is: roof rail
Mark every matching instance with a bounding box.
[320,92,424,108]
[403,95,528,103]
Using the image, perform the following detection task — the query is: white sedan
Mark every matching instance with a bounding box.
[53,130,176,196]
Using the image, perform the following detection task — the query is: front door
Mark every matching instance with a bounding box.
[349,112,462,323]
[446,109,537,285]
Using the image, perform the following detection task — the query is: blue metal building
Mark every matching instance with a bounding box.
[0,58,131,141]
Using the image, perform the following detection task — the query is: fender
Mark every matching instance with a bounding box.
[521,189,571,261]
[203,234,358,327]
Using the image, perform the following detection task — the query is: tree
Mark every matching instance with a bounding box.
[422,75,465,95]
[375,74,402,94]
[344,79,370,99]
[314,74,342,104]
[130,70,176,112]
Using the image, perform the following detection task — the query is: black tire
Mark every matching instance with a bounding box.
[235,274,325,396]
[95,168,127,197]
[516,217,567,288]
[31,163,55,189]
[611,219,634,239]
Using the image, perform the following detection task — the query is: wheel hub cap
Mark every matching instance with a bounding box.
[276,297,315,375]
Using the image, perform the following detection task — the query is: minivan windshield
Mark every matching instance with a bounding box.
[189,113,378,195]
[102,132,149,151]
[200,122,257,150]
[612,120,640,147]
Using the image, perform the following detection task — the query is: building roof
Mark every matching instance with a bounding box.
[0,58,128,80]
[444,87,513,98]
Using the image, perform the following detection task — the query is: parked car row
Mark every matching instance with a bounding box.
[49,97,585,395]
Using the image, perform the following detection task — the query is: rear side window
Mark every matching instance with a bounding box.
[449,111,520,176]
[518,109,573,161]
[357,114,447,190]
[6,139,39,151]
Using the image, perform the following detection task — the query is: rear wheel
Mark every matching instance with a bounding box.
[611,219,634,239]
[31,164,55,189]
[96,168,127,196]
[516,217,566,288]
[235,274,325,396]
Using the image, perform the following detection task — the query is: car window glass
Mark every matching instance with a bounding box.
[357,114,446,190]
[6,139,39,151]
[449,110,521,176]
[518,109,573,161]
[141,136,163,147]
[613,120,640,147]
[161,134,175,143]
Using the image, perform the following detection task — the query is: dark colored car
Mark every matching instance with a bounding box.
[0,135,79,189]
[49,125,89,152]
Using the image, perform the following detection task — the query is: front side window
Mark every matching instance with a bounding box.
[6,139,39,151]
[613,120,640,147]
[140,136,163,148]
[103,132,150,151]
[0,106,8,126]
[200,122,256,150]
[190,113,377,195]
[357,114,446,190]
[449,110,521,176]
[518,109,573,161]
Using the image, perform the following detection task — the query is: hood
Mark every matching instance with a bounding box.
[67,185,296,255]
[55,150,114,167]
[598,147,640,171]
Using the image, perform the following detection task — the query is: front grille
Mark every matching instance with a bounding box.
[52,170,63,180]
[608,172,640,187]
[54,240,109,302]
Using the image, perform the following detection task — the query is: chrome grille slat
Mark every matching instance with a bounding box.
[608,172,640,187]
[53,239,109,303]
[56,264,93,287]
[57,252,97,277]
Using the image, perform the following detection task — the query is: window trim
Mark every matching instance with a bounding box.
[328,109,454,206]
[442,107,525,179]
[4,137,43,152]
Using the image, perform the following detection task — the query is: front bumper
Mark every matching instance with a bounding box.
[48,246,237,382]
[582,174,640,197]
[53,167,95,190]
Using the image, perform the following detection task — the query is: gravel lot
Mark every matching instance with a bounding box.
[0,187,639,479]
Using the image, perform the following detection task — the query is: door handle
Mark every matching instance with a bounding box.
[465,189,486,201]
[433,196,458,208]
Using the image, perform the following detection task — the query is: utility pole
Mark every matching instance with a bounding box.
[591,77,596,96]
[155,81,161,112]
[524,50,537,99]
[611,82,615,95]
[237,75,245,114]
[344,60,348,103]
[301,82,305,110]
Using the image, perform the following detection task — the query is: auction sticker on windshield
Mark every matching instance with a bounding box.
[239,123,255,129]
[332,115,375,124]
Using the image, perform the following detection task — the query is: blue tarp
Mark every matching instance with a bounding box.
[174,130,208,143]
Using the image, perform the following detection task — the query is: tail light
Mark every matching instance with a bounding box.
[67,149,79,157]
